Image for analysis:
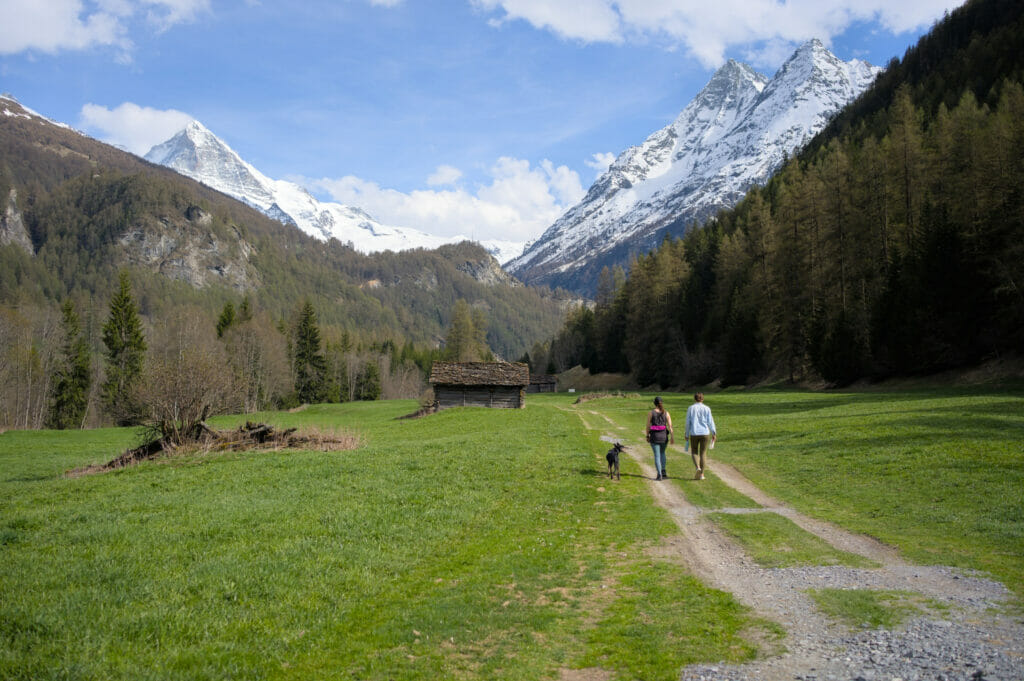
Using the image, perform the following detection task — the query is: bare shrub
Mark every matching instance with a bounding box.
[135,307,242,446]
[0,304,60,430]
[222,311,290,412]
[382,359,426,400]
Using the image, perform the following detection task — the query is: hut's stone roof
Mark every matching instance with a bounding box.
[429,361,529,386]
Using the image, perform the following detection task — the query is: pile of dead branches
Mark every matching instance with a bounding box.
[69,421,360,476]
[573,391,642,405]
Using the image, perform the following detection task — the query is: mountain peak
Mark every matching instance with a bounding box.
[797,37,826,52]
[711,58,763,84]
[144,121,493,256]
[507,40,882,295]
[691,58,768,114]
[787,37,861,76]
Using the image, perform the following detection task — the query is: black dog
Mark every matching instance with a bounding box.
[606,442,624,480]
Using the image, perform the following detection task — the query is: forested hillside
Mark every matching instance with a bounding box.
[544,0,1024,386]
[0,100,572,428]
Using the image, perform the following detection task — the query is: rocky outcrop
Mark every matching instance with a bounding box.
[455,255,521,287]
[118,207,257,291]
[0,189,34,255]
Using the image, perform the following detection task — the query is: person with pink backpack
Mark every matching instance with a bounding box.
[645,396,674,480]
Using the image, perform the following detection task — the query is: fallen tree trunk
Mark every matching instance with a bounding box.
[68,422,359,476]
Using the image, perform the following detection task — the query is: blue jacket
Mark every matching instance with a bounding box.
[685,402,716,437]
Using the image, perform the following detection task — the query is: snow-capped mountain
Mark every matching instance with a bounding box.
[145,121,523,259]
[507,39,881,295]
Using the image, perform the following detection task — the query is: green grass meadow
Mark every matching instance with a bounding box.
[1,386,1022,679]
[1,398,771,680]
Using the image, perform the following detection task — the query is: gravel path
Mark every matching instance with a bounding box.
[593,417,1023,681]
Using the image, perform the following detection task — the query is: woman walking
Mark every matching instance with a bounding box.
[645,396,673,480]
[685,392,716,480]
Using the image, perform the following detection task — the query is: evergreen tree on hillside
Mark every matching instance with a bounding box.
[293,300,328,404]
[45,299,91,429]
[216,301,236,338]
[101,272,146,425]
[355,361,381,401]
[238,296,253,323]
[442,299,492,362]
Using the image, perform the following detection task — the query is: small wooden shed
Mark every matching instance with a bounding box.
[527,373,557,393]
[429,361,529,410]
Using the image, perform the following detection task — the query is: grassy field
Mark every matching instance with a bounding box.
[0,398,773,681]
[582,386,1024,597]
[2,386,1021,680]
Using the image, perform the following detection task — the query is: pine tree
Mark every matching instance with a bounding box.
[216,301,236,338]
[442,299,491,361]
[45,299,91,429]
[293,300,328,404]
[101,272,146,425]
[237,296,253,323]
[355,361,381,401]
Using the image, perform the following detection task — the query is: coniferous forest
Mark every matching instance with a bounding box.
[546,0,1024,387]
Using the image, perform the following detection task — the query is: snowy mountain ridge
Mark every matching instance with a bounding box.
[145,122,523,262]
[507,39,881,294]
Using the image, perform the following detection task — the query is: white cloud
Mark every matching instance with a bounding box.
[0,0,208,55]
[585,152,616,174]
[0,0,124,54]
[427,164,463,186]
[473,0,961,67]
[313,157,584,242]
[140,0,211,31]
[474,0,621,42]
[80,102,194,155]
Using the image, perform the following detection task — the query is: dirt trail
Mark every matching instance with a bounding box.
[584,409,1022,680]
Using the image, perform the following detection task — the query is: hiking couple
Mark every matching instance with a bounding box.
[645,394,717,481]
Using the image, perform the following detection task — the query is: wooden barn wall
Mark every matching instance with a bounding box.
[435,386,524,409]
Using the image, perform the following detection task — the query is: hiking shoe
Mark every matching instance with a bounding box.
[694,469,702,480]
[655,473,662,480]
[699,472,706,480]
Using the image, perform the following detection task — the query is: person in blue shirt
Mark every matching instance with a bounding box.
[685,392,716,480]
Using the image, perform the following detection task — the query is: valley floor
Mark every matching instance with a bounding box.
[1,387,1021,680]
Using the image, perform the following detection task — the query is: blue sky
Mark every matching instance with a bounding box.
[1,0,962,243]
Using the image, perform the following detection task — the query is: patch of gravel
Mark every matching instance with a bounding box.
[681,614,1024,681]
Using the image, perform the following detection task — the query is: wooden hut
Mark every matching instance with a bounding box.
[527,373,557,393]
[429,362,529,410]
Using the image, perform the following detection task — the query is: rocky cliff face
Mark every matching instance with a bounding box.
[117,207,257,292]
[507,40,881,296]
[0,189,34,255]
[455,255,522,288]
